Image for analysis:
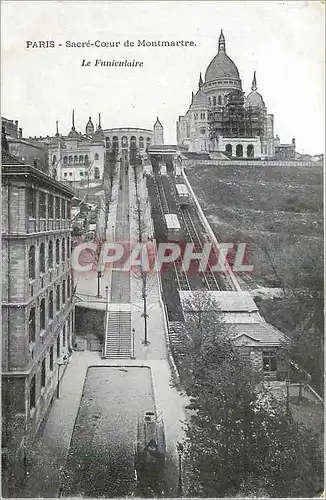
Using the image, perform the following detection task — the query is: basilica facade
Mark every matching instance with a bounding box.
[176,30,276,158]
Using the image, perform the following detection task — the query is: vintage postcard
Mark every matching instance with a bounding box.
[1,1,324,498]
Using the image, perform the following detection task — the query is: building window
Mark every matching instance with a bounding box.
[52,155,57,165]
[41,358,46,387]
[55,197,60,219]
[30,376,36,409]
[84,155,89,164]
[121,136,128,147]
[48,195,54,219]
[50,346,54,371]
[186,125,190,138]
[68,156,73,165]
[56,334,60,358]
[56,285,60,311]
[67,201,71,219]
[64,173,67,178]
[74,155,78,164]
[263,350,277,373]
[39,192,46,219]
[94,167,100,179]
[62,238,66,261]
[62,280,66,304]
[79,155,84,163]
[27,188,36,218]
[56,239,60,264]
[61,199,66,219]
[139,137,144,149]
[29,246,36,280]
[200,112,206,120]
[63,325,66,347]
[49,290,54,319]
[236,144,243,157]
[194,113,198,120]
[208,97,211,105]
[67,276,71,298]
[224,95,228,104]
[39,242,45,274]
[225,144,232,156]
[146,137,151,145]
[247,144,254,158]
[213,96,216,106]
[69,172,72,177]
[80,171,84,177]
[48,241,53,268]
[40,298,46,330]
[67,237,70,258]
[63,156,68,165]
[217,95,222,105]
[29,308,36,343]
[94,153,99,160]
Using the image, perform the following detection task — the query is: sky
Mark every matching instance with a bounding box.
[1,0,324,154]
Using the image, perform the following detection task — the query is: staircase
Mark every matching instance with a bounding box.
[104,311,132,358]
[168,321,189,358]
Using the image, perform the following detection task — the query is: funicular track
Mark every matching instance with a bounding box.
[152,172,190,291]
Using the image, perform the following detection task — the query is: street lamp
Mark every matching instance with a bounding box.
[56,354,69,399]
[176,442,184,497]
[131,328,136,359]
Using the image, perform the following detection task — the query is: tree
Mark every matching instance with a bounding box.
[132,163,155,344]
[180,292,323,498]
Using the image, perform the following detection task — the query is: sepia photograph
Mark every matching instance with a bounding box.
[1,0,324,498]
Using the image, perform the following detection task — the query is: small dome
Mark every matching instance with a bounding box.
[245,90,265,108]
[205,31,240,83]
[67,128,79,138]
[191,89,209,108]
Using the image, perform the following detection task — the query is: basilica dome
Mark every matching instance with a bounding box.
[205,31,240,83]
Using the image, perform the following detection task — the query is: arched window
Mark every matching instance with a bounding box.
[48,241,53,268]
[213,96,216,106]
[68,156,73,165]
[247,144,254,158]
[39,242,45,274]
[236,144,243,157]
[224,95,228,104]
[67,237,70,258]
[225,144,232,156]
[146,137,151,145]
[29,308,36,343]
[218,95,222,105]
[67,276,71,298]
[49,290,54,319]
[63,156,68,165]
[79,155,84,163]
[56,285,60,311]
[56,239,60,264]
[139,137,144,149]
[56,334,60,358]
[84,155,89,164]
[130,136,137,146]
[40,298,46,330]
[62,238,65,261]
[62,280,66,304]
[208,97,211,105]
[121,136,128,147]
[48,195,54,219]
[29,246,36,280]
[94,153,99,160]
[94,167,100,179]
[74,155,78,164]
[113,137,119,151]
